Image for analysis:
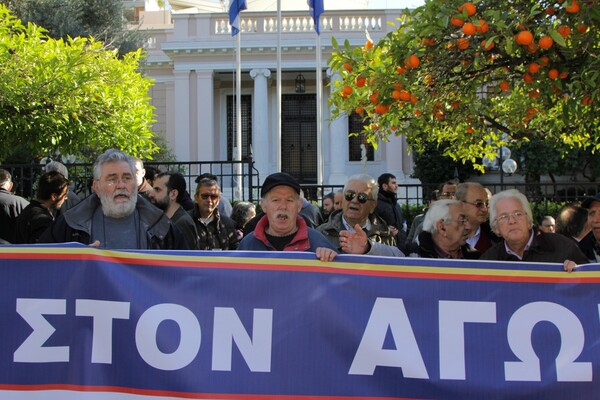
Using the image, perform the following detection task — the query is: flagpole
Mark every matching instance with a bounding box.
[276,0,282,173]
[316,33,323,188]
[235,30,242,200]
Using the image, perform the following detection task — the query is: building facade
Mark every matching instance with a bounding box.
[137,3,420,198]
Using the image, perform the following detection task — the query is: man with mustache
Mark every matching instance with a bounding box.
[39,149,187,249]
[238,172,337,261]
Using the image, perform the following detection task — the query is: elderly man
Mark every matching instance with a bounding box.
[189,178,238,250]
[480,189,587,271]
[455,182,499,256]
[556,204,591,243]
[39,149,187,249]
[436,180,458,200]
[539,216,556,233]
[578,194,600,262]
[133,157,154,199]
[416,199,475,259]
[0,168,29,243]
[317,174,404,257]
[238,172,337,261]
[15,171,70,244]
[148,172,199,249]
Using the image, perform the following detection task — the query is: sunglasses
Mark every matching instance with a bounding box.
[344,191,372,204]
[199,193,219,200]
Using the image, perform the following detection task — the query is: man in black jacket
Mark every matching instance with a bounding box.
[39,149,187,250]
[0,168,29,243]
[375,173,406,248]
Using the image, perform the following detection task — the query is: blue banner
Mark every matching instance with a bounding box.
[1,245,600,399]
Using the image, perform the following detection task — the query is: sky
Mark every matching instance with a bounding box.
[368,0,426,8]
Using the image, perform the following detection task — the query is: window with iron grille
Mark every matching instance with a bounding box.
[348,112,374,162]
[226,95,252,161]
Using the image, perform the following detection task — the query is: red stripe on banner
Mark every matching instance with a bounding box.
[0,383,421,400]
[1,250,597,285]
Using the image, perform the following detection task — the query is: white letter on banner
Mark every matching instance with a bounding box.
[212,307,273,372]
[75,299,130,364]
[439,300,496,380]
[348,298,428,378]
[505,301,591,382]
[14,298,69,363]
[135,304,201,371]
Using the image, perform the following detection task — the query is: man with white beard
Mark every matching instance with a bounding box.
[39,149,187,250]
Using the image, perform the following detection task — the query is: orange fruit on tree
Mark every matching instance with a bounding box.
[582,95,593,105]
[355,106,364,115]
[413,109,422,117]
[341,85,353,97]
[369,90,379,104]
[548,69,559,79]
[355,76,366,87]
[457,37,470,50]
[565,0,580,13]
[577,24,588,33]
[499,81,510,91]
[546,6,556,15]
[392,89,402,101]
[539,36,553,49]
[375,104,389,115]
[559,71,569,79]
[467,127,474,134]
[422,37,436,46]
[478,20,489,33]
[527,42,539,53]
[458,2,476,16]
[528,89,540,99]
[523,73,534,84]
[538,56,550,66]
[481,39,495,51]
[396,66,407,75]
[451,17,465,27]
[462,22,477,36]
[516,31,534,45]
[364,40,374,50]
[558,25,571,38]
[408,55,420,69]
[528,63,540,74]
[410,94,418,104]
[343,62,353,72]
[399,90,411,102]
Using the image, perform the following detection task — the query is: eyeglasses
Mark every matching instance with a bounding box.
[438,192,456,199]
[102,176,134,186]
[463,200,489,209]
[344,191,372,204]
[496,211,526,225]
[199,193,219,200]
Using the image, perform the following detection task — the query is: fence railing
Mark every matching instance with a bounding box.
[3,160,599,213]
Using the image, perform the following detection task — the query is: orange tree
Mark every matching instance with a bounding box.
[328,0,599,173]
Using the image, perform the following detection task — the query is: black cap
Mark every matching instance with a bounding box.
[261,172,301,197]
[582,193,600,209]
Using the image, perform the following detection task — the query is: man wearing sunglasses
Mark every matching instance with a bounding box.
[455,182,500,258]
[317,174,404,257]
[189,178,238,250]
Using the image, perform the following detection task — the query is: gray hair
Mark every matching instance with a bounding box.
[489,189,533,230]
[344,174,379,200]
[93,149,136,181]
[44,161,69,179]
[455,181,485,202]
[423,199,460,234]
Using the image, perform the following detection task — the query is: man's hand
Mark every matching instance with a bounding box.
[339,224,370,254]
[563,259,578,273]
[90,240,101,247]
[315,247,337,262]
[389,226,399,236]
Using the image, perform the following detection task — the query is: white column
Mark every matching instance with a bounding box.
[173,69,191,161]
[327,69,349,185]
[250,68,271,182]
[195,70,215,161]
[384,135,406,182]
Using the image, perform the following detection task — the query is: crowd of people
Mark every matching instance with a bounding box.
[1,148,599,271]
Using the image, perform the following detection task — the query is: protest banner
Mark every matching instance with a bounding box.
[1,245,599,399]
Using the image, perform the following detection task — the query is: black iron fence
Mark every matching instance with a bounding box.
[3,160,599,213]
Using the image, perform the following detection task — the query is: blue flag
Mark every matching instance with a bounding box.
[229,0,247,36]
[308,0,324,34]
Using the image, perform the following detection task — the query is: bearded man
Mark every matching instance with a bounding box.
[39,149,187,249]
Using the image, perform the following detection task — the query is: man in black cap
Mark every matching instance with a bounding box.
[578,193,600,262]
[238,172,337,261]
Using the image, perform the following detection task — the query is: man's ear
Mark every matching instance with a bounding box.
[92,180,99,195]
[169,189,179,202]
[260,198,266,213]
[436,220,446,236]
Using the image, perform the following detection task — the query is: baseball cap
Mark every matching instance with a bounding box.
[260,172,301,197]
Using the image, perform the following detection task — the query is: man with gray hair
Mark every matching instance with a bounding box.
[416,199,475,259]
[44,160,82,212]
[318,174,403,256]
[480,189,587,271]
[39,149,187,249]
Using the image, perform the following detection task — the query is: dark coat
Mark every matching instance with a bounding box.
[317,209,396,249]
[0,187,29,243]
[38,193,188,250]
[469,221,502,257]
[376,190,407,246]
[577,231,599,262]
[171,206,200,250]
[15,200,54,244]
[188,206,239,250]
[480,229,589,264]
[416,230,480,259]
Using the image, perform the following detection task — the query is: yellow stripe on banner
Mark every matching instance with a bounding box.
[2,247,600,281]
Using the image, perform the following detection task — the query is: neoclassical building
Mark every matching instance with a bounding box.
[134,0,420,195]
